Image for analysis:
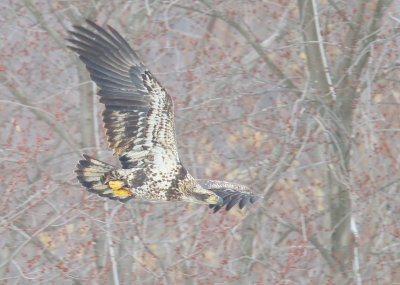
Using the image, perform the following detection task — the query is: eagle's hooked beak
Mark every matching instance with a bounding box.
[205,195,224,205]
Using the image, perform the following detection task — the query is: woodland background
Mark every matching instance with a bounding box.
[1,0,400,284]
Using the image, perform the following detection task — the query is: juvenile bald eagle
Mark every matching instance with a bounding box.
[69,20,260,212]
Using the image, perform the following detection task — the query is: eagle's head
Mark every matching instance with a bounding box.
[189,185,223,205]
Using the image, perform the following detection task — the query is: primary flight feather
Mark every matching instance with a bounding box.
[69,20,260,212]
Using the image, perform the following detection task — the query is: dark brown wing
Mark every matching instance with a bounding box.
[196,180,261,213]
[68,20,179,168]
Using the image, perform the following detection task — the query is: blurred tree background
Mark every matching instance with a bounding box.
[1,0,399,284]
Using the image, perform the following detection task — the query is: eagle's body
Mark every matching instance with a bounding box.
[117,152,194,202]
[69,20,260,212]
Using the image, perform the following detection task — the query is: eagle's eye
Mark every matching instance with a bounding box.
[193,193,210,201]
[193,193,223,205]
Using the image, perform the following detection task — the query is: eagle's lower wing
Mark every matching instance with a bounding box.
[196,180,261,212]
[68,20,178,168]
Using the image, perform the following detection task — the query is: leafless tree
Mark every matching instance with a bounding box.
[1,0,399,284]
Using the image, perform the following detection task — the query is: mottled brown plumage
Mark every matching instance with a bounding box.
[69,20,261,212]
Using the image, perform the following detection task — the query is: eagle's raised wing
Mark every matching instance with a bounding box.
[68,20,178,168]
[196,180,261,213]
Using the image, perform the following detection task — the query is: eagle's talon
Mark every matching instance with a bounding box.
[112,188,132,197]
[108,180,124,190]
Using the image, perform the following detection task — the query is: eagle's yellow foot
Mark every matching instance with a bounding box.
[113,188,132,197]
[108,180,132,197]
[108,180,124,190]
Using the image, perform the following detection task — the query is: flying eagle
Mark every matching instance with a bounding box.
[68,20,260,212]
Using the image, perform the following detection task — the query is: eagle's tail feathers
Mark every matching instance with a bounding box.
[75,154,133,202]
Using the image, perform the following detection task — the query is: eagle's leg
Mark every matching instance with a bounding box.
[108,180,133,197]
[109,181,132,197]
[101,170,133,197]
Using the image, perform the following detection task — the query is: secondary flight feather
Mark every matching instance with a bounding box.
[68,20,261,212]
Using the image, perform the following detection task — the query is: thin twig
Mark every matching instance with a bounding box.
[175,1,300,95]
[1,77,79,152]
